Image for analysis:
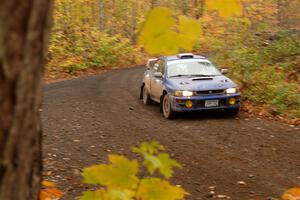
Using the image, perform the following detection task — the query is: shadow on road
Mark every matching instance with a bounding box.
[141,101,237,121]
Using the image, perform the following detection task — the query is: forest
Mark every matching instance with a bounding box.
[47,0,300,123]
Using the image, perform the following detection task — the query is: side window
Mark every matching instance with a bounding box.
[152,60,159,72]
[157,60,165,74]
[147,60,156,69]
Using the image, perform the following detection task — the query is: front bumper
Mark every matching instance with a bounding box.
[170,93,241,112]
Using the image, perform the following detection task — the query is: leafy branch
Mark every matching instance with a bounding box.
[80,141,188,200]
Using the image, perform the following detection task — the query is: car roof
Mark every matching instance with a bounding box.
[161,53,206,61]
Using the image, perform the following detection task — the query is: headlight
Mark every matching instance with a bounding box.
[226,88,237,94]
[174,91,194,97]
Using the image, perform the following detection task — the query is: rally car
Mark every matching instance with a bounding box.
[140,53,241,119]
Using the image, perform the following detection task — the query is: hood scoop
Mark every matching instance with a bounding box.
[191,77,213,81]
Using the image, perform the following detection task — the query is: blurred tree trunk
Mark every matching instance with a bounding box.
[277,0,283,26]
[98,0,105,31]
[176,0,189,15]
[277,0,299,29]
[131,0,138,44]
[151,0,157,8]
[0,0,52,199]
[110,0,115,35]
[194,0,205,19]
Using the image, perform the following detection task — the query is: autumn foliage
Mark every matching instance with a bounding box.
[78,141,300,200]
[48,0,299,121]
[80,141,188,200]
[40,180,63,200]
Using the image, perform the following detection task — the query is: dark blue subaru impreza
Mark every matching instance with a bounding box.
[140,53,241,119]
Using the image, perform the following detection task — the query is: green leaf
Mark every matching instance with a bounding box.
[82,154,139,189]
[137,178,188,200]
[157,153,181,178]
[143,153,181,178]
[133,142,181,178]
[143,154,162,175]
[132,141,164,155]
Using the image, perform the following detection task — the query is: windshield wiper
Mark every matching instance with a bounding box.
[169,74,193,78]
[189,74,216,77]
[169,74,219,78]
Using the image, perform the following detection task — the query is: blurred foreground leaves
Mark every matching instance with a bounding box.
[138,7,202,55]
[80,141,188,200]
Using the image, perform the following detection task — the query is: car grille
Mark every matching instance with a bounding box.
[196,90,225,96]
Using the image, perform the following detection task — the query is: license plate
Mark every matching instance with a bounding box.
[205,99,219,107]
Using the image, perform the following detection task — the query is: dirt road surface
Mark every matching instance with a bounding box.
[42,66,300,200]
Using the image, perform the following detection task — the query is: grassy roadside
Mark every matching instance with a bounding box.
[45,33,147,83]
[196,30,300,125]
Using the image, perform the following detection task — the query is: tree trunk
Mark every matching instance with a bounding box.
[98,0,105,31]
[110,0,115,35]
[194,0,205,19]
[131,0,138,44]
[151,0,157,8]
[0,0,52,199]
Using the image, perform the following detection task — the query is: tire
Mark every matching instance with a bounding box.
[162,94,176,119]
[142,86,151,105]
[224,108,239,117]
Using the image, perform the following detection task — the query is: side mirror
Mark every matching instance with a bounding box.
[146,62,153,70]
[221,68,229,74]
[153,63,159,71]
[154,72,163,78]
[146,58,158,70]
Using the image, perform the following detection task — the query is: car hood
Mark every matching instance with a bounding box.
[167,75,237,91]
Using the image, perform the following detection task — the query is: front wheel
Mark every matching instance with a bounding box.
[162,94,176,119]
[224,108,239,117]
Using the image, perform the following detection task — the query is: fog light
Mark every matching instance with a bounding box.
[185,100,193,108]
[229,98,236,105]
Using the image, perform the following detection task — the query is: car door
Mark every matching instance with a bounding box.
[150,59,165,101]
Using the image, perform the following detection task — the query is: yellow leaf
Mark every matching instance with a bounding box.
[137,178,188,200]
[132,141,164,155]
[134,142,181,178]
[138,7,202,55]
[138,8,178,54]
[178,16,202,51]
[80,190,105,200]
[282,187,300,200]
[106,188,135,200]
[80,188,135,200]
[206,0,243,19]
[156,153,181,178]
[82,155,139,189]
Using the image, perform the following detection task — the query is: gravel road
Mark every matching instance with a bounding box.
[42,66,300,200]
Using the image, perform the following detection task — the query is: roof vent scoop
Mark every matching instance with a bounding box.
[177,53,194,59]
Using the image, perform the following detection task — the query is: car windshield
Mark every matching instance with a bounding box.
[167,59,221,78]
